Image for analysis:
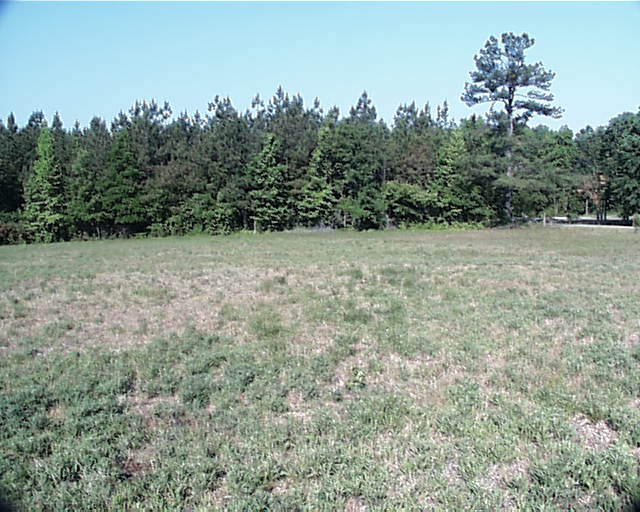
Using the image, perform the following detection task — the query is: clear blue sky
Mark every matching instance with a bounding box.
[1,2,639,132]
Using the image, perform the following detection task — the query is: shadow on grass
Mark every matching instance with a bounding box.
[625,491,640,512]
[0,492,15,512]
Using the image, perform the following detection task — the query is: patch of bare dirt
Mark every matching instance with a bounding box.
[345,497,367,512]
[479,459,529,490]
[570,414,617,451]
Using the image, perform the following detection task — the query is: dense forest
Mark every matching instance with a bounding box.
[1,34,639,244]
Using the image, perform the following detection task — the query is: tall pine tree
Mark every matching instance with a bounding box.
[100,128,147,235]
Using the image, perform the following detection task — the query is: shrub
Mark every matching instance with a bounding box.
[0,214,28,245]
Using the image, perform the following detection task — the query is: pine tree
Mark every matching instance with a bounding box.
[462,33,562,221]
[66,148,102,237]
[0,114,22,212]
[23,127,65,242]
[100,129,147,236]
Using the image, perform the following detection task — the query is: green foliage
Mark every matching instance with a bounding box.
[298,127,338,227]
[510,126,580,216]
[65,148,102,238]
[430,129,469,221]
[342,185,386,230]
[388,102,442,186]
[382,181,431,225]
[462,32,563,127]
[157,189,240,236]
[0,212,28,245]
[100,129,147,235]
[248,134,290,231]
[3,80,640,244]
[0,114,22,213]
[22,127,65,242]
[603,110,640,218]
[298,174,336,227]
[462,32,563,221]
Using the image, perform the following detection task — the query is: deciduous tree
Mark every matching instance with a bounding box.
[23,127,65,242]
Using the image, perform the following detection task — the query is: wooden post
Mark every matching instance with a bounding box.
[543,212,546,227]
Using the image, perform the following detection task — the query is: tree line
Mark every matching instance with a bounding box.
[1,33,638,244]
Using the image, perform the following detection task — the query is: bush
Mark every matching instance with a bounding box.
[0,214,28,245]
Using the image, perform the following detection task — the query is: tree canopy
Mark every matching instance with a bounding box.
[0,35,638,244]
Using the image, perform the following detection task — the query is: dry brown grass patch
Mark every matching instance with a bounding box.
[570,414,618,451]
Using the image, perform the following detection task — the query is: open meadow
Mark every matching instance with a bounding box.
[1,227,639,511]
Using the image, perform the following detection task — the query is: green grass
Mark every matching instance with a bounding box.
[1,227,639,510]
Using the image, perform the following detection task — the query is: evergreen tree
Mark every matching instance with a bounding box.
[147,111,208,233]
[462,33,562,221]
[51,112,72,174]
[64,117,112,237]
[389,102,444,187]
[23,127,65,242]
[100,129,147,235]
[66,148,102,237]
[458,115,501,222]
[262,87,323,221]
[0,114,22,212]
[204,96,260,230]
[248,134,289,231]
[16,111,46,191]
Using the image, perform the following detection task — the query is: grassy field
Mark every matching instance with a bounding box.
[1,227,639,511]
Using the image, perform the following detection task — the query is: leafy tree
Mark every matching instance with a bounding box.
[575,125,608,220]
[382,181,432,226]
[299,127,337,227]
[509,125,579,216]
[248,134,290,231]
[113,100,172,177]
[339,92,388,228]
[462,32,562,220]
[298,173,335,228]
[602,110,640,219]
[430,129,468,221]
[23,127,65,242]
[299,95,386,229]
[343,185,386,230]
[349,90,378,124]
[458,115,501,222]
